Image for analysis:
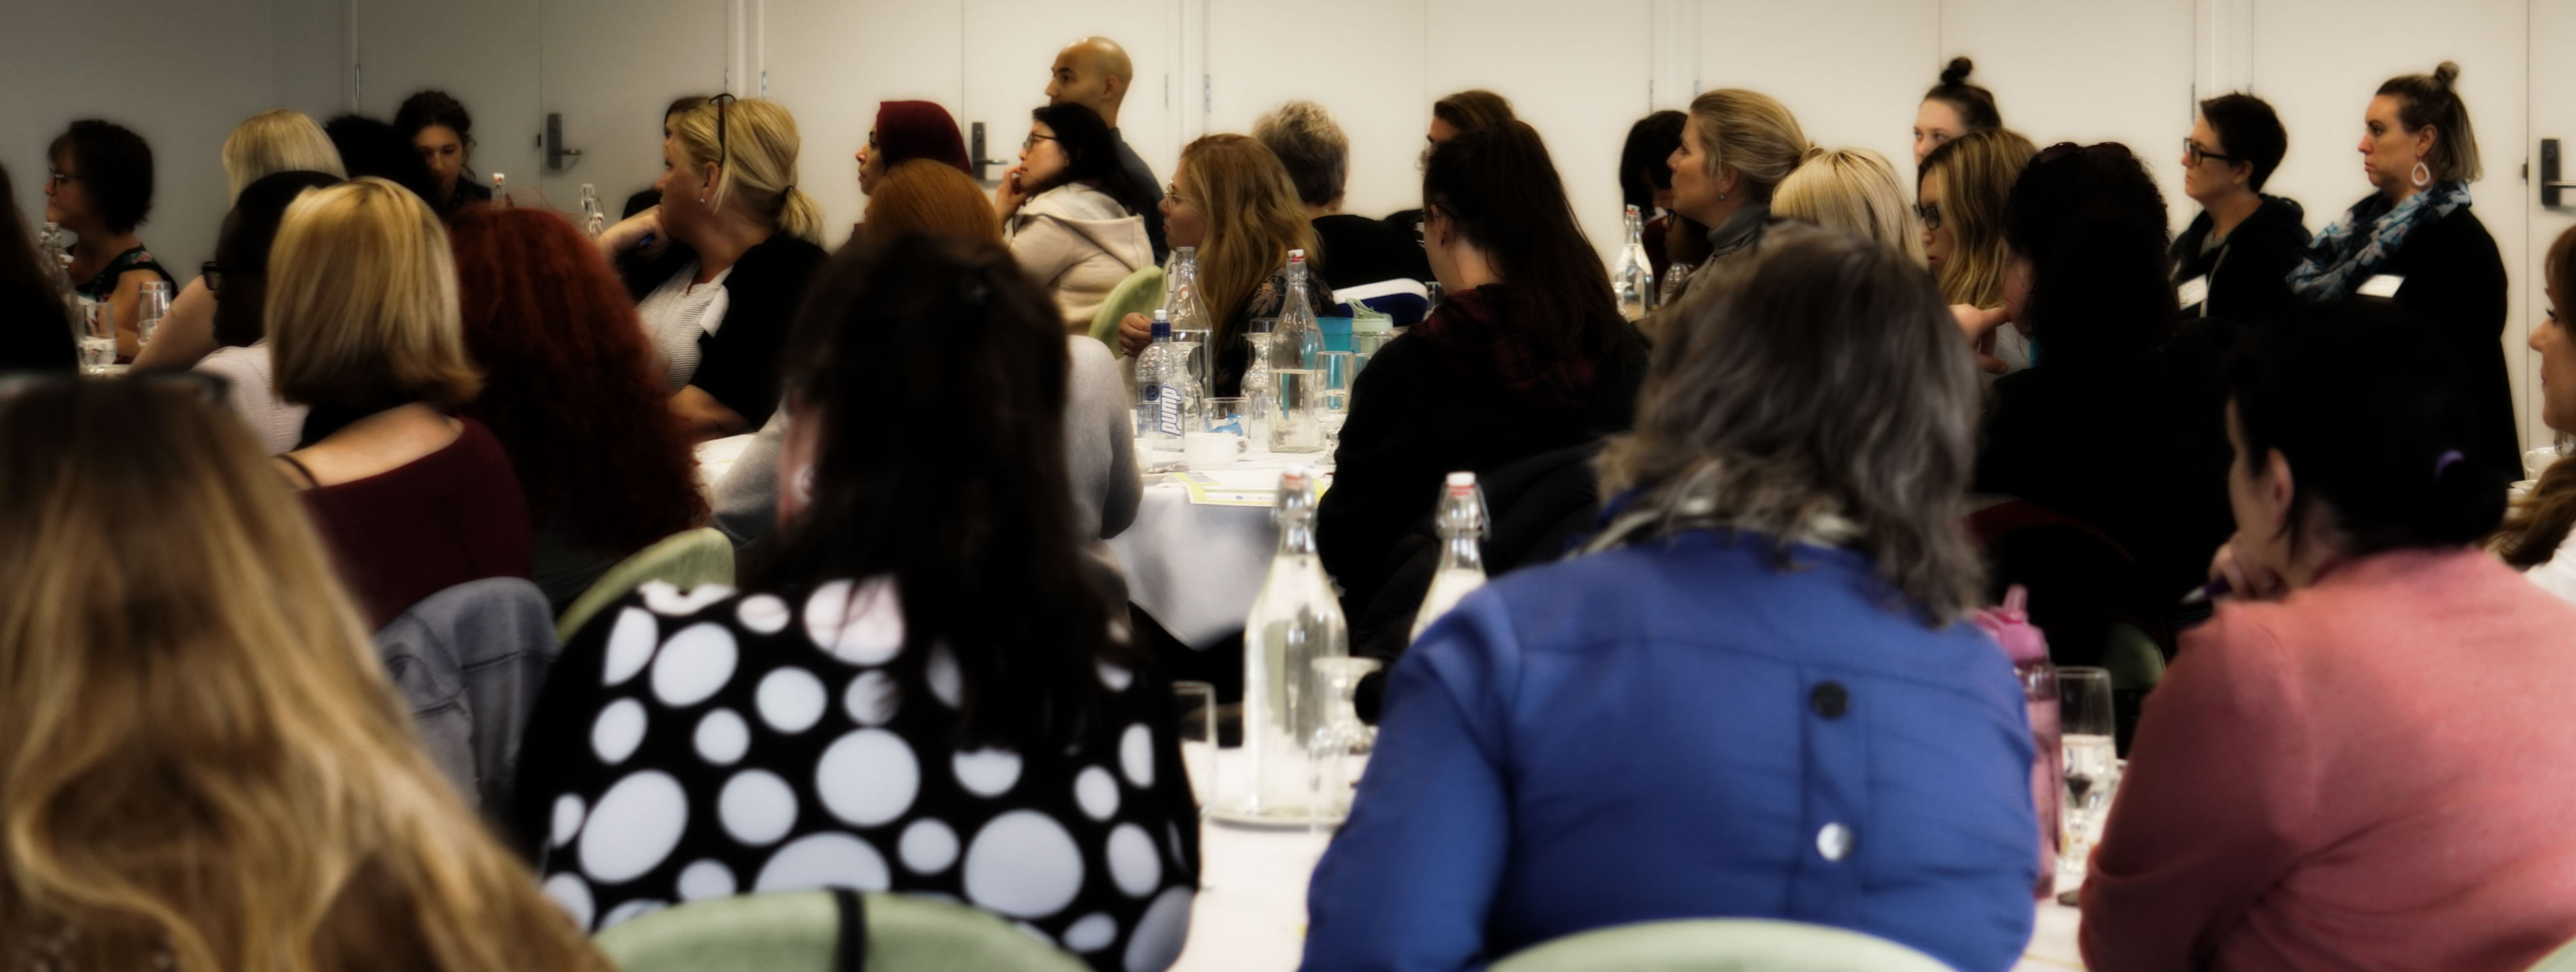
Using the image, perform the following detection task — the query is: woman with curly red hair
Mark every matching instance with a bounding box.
[448,207,709,608]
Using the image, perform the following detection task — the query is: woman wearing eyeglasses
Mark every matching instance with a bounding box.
[2172,94,2309,326]
[996,103,1153,334]
[44,120,177,363]
[1918,127,2036,373]
[598,96,828,441]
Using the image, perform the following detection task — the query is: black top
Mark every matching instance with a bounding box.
[437,178,494,218]
[620,233,830,429]
[2376,204,2519,485]
[1310,214,1431,291]
[1976,316,2244,604]
[1210,269,1336,399]
[1111,131,1167,263]
[71,245,175,301]
[2170,195,2309,326]
[0,283,75,373]
[1317,287,1646,638]
[507,580,1202,969]
[622,186,662,221]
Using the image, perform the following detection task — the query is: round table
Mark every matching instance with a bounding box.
[1170,750,2088,971]
[1110,448,1332,650]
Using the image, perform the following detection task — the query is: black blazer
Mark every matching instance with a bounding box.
[2378,205,2517,484]
[620,232,829,429]
[2170,194,2309,326]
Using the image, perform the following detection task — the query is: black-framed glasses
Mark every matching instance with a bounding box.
[2184,138,2239,167]
[1914,202,1943,231]
[201,261,222,295]
[0,369,230,403]
[1023,133,1058,152]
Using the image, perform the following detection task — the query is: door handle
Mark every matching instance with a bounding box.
[968,122,1015,183]
[547,113,584,172]
[2545,139,2576,207]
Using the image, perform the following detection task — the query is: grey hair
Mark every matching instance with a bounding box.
[1253,100,1349,209]
[1597,222,1986,625]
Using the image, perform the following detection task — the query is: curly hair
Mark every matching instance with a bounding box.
[446,207,707,554]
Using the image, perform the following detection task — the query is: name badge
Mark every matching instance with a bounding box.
[2357,275,2405,298]
[2176,276,2210,311]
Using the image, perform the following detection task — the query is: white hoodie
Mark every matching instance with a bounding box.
[1005,182,1152,334]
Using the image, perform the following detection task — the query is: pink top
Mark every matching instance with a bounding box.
[2080,548,2576,971]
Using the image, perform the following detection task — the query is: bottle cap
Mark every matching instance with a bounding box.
[1625,203,1641,217]
[1287,249,1306,264]
[1446,471,1476,489]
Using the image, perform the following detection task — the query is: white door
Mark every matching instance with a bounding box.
[959,0,1183,195]
[1696,0,1938,191]
[1206,0,1430,221]
[1941,0,2197,235]
[1427,0,1655,269]
[2526,1,2575,450]
[762,0,968,250]
[535,0,730,219]
[355,0,543,207]
[2248,0,2532,449]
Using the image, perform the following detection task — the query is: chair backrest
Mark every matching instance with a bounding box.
[1090,265,1166,352]
[556,528,736,642]
[1488,918,1956,972]
[1331,278,1431,329]
[595,890,1091,972]
[373,577,558,810]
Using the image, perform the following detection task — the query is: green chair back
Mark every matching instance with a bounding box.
[1487,918,1956,972]
[595,890,1090,972]
[555,527,735,642]
[2100,620,2167,692]
[1090,266,1166,354]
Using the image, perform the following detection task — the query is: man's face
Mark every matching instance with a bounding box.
[1045,50,1114,116]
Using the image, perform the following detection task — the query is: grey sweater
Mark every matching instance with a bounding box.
[711,336,1142,600]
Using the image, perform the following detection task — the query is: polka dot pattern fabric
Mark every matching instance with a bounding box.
[513,578,1200,972]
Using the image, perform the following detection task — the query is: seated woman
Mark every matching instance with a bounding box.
[0,161,76,373]
[1656,89,1806,312]
[46,119,178,361]
[448,207,710,611]
[1317,121,1646,654]
[2172,93,2307,325]
[396,90,493,216]
[135,109,347,371]
[192,170,343,454]
[2080,303,2576,971]
[598,96,829,440]
[1114,135,1334,394]
[267,177,533,629]
[0,378,603,971]
[1304,224,2039,972]
[1919,128,2039,372]
[999,102,1153,333]
[1619,110,1687,280]
[510,235,1197,969]
[1772,147,1925,263]
[1255,99,1431,289]
[2495,225,2576,599]
[856,100,972,198]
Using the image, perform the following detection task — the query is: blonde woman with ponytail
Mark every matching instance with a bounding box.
[1655,89,1807,318]
[600,94,829,439]
[1772,147,1925,264]
[0,377,606,972]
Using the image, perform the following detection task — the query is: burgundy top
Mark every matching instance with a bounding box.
[2080,548,2576,971]
[296,417,534,629]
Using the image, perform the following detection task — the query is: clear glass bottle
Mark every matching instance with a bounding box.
[577,183,606,237]
[1613,204,1657,321]
[1240,467,1349,820]
[1306,655,1383,823]
[1275,250,1320,370]
[490,172,509,208]
[1241,323,1277,443]
[1162,246,1212,399]
[1410,472,1490,641]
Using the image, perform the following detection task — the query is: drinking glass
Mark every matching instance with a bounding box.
[77,303,116,373]
[2058,667,2119,887]
[1306,656,1381,826]
[134,280,171,348]
[1317,351,1356,450]
[1203,397,1248,436]
[1174,680,1217,818]
[1269,369,1326,453]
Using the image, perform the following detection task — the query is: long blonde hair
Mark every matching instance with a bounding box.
[668,97,825,244]
[1774,148,1925,265]
[0,378,607,971]
[1686,89,1809,203]
[222,110,345,203]
[1918,128,2036,307]
[267,178,481,411]
[1176,134,1315,344]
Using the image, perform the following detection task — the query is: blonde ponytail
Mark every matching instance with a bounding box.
[779,186,824,244]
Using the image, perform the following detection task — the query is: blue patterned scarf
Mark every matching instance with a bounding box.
[2287,181,2470,301]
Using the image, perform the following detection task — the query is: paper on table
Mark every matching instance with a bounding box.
[1174,468,1334,507]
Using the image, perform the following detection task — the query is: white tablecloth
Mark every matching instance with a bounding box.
[1171,750,2087,971]
[693,432,757,497]
[1110,450,1331,649]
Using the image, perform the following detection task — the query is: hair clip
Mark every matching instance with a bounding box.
[2433,449,2465,478]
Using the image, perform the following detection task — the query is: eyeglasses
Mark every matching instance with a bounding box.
[1023,133,1058,152]
[0,369,230,406]
[201,261,223,295]
[1163,184,1191,208]
[2184,138,2240,167]
[1913,202,1943,231]
[46,171,76,188]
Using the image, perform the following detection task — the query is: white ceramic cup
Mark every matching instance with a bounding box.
[1184,431,1247,470]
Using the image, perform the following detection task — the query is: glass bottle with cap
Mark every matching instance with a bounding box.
[1410,471,1490,641]
[1240,466,1349,820]
[1612,204,1657,320]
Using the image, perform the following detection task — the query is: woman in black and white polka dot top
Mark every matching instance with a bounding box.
[507,233,1199,972]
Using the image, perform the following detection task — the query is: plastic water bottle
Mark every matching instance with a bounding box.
[1133,309,1194,470]
[1410,472,1490,641]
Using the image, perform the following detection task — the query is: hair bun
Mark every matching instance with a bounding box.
[1941,57,1975,86]
[2433,61,2461,86]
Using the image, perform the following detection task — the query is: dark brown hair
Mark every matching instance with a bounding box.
[1425,122,1642,371]
[1432,90,1516,135]
[2377,61,2481,182]
[1924,57,2003,132]
[48,120,155,235]
[2494,224,2576,567]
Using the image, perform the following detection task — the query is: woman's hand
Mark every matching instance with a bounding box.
[598,207,666,260]
[2208,540,2286,603]
[995,166,1030,221]
[1952,303,2008,343]
[1117,312,1153,357]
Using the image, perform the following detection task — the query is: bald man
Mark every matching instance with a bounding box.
[1047,37,1167,260]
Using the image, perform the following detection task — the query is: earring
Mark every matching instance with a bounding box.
[2411,161,2432,188]
[1716,192,1728,201]
[698,196,707,205]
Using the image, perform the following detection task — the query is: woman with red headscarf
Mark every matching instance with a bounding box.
[855,100,972,197]
[448,207,709,609]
